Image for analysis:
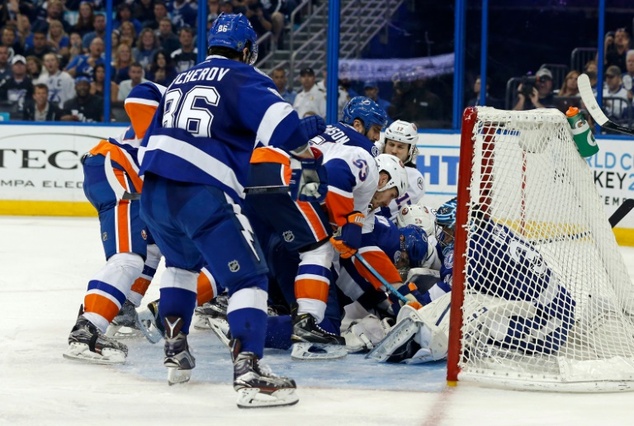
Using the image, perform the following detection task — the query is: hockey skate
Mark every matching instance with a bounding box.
[290,313,347,360]
[64,314,128,365]
[232,340,298,408]
[136,299,164,344]
[106,299,144,339]
[163,316,195,385]
[192,294,229,330]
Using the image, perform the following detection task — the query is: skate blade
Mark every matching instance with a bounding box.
[105,325,144,339]
[236,388,299,408]
[63,343,126,365]
[136,309,163,344]
[207,318,231,347]
[167,367,192,386]
[290,342,347,361]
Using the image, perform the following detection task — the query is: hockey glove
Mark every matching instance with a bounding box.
[330,211,365,258]
[298,115,327,141]
[289,146,328,202]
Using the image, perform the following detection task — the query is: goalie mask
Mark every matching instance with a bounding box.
[396,202,435,236]
[383,120,419,165]
[376,154,409,198]
[436,197,457,248]
[207,13,259,65]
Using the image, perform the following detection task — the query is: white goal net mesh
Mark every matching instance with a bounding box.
[456,107,634,391]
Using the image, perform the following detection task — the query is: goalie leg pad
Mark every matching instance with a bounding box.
[290,342,348,360]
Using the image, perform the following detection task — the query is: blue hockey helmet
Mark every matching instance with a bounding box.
[207,13,259,65]
[341,96,388,131]
[399,224,428,266]
[436,197,457,229]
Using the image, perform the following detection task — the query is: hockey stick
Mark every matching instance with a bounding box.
[243,185,289,195]
[577,73,634,136]
[609,198,634,227]
[353,252,409,304]
[104,152,141,201]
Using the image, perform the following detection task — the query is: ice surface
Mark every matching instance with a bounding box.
[1,217,634,425]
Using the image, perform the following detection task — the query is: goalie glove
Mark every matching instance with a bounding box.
[289,146,328,202]
[330,211,364,258]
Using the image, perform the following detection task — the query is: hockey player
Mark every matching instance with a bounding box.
[368,200,576,364]
[64,81,166,364]
[138,13,327,407]
[376,120,426,223]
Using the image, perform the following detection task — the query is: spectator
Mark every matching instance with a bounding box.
[0,54,33,113]
[82,13,106,51]
[90,63,119,103]
[168,0,198,31]
[156,17,180,56]
[31,0,71,35]
[26,54,44,84]
[46,19,69,62]
[207,0,220,27]
[270,66,296,104]
[315,69,349,119]
[68,31,83,62]
[24,29,53,61]
[117,62,148,101]
[466,75,502,108]
[261,0,288,49]
[133,0,156,23]
[244,0,272,55]
[292,67,326,118]
[71,1,95,38]
[604,28,631,74]
[133,28,159,74]
[389,76,444,127]
[513,67,555,110]
[602,64,629,120]
[113,43,133,84]
[22,82,63,121]
[557,70,580,97]
[170,26,197,73]
[362,81,391,114]
[40,52,75,108]
[2,25,24,59]
[583,59,599,92]
[146,49,176,86]
[118,21,137,48]
[113,4,142,36]
[219,0,235,14]
[142,1,169,31]
[16,12,32,51]
[65,36,105,79]
[0,44,11,81]
[60,75,102,122]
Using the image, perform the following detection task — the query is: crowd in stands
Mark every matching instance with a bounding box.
[0,0,299,122]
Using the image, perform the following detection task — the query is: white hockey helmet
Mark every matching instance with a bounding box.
[383,120,419,164]
[376,154,409,198]
[396,201,436,236]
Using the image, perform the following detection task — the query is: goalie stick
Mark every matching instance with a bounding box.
[577,73,634,136]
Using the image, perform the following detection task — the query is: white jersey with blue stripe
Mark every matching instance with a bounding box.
[139,55,307,202]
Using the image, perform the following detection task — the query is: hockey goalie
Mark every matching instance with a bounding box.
[368,206,576,364]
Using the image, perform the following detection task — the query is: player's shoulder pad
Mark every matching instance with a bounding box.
[125,81,167,108]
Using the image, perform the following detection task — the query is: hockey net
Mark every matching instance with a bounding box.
[446,107,634,392]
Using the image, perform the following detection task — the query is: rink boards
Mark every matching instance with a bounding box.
[1,122,633,245]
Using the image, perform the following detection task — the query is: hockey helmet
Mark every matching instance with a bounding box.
[399,224,429,266]
[396,201,436,236]
[376,153,408,198]
[384,120,419,164]
[342,96,388,131]
[436,197,457,248]
[208,13,259,65]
